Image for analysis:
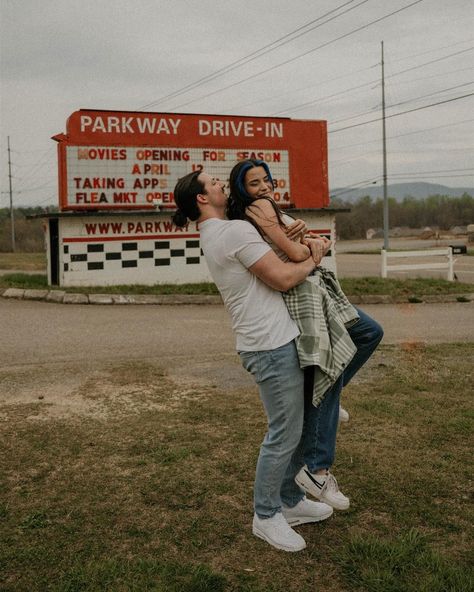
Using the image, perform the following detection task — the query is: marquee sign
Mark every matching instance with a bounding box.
[53,110,329,212]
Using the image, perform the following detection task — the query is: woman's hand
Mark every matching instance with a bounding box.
[284,219,307,241]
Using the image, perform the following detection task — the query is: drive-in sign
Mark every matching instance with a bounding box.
[53,110,329,211]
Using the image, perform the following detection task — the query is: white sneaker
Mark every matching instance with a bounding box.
[339,406,350,423]
[295,467,350,510]
[282,497,333,525]
[252,512,306,552]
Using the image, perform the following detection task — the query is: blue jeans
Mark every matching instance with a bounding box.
[343,307,384,388]
[239,340,306,518]
[302,307,384,472]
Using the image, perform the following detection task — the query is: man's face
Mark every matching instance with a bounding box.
[198,172,227,207]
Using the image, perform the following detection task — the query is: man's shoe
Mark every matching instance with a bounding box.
[282,497,333,525]
[252,512,306,552]
[295,467,350,510]
[339,406,350,423]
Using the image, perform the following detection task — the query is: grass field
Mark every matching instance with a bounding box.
[1,344,473,591]
[0,252,46,270]
[1,271,473,299]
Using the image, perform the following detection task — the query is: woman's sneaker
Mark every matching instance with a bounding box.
[252,512,306,552]
[339,406,350,423]
[295,467,350,510]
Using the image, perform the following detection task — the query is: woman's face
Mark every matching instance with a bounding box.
[244,166,273,200]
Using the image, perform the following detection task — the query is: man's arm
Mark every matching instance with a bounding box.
[248,249,315,292]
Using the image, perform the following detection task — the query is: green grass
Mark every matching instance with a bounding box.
[337,529,472,592]
[0,273,50,290]
[1,273,472,297]
[339,276,473,296]
[0,273,219,295]
[1,344,473,591]
[0,252,46,270]
[52,561,228,592]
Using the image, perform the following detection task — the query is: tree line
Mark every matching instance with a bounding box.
[333,193,473,240]
[0,194,473,251]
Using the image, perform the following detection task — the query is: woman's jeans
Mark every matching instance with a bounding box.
[302,307,384,472]
[239,340,307,518]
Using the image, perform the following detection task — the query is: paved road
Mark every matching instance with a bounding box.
[336,253,474,284]
[336,237,469,253]
[2,299,473,369]
[1,299,472,407]
[336,238,473,283]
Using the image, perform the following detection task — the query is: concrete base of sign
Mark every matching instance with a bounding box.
[34,209,341,287]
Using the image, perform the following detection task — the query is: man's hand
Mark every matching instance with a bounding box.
[284,219,307,241]
[304,236,332,264]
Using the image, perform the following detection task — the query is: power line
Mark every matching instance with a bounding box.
[13,148,56,191]
[385,66,474,91]
[228,63,378,112]
[278,48,474,117]
[163,0,427,112]
[329,92,474,133]
[328,80,474,126]
[331,151,380,166]
[330,107,380,126]
[386,46,474,80]
[390,168,473,175]
[388,173,473,179]
[1,183,56,194]
[17,194,57,207]
[387,37,474,64]
[10,147,52,155]
[330,177,381,197]
[271,79,378,116]
[281,47,474,117]
[386,81,474,109]
[330,118,474,152]
[138,0,367,110]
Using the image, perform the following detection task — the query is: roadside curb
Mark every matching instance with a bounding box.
[1,288,223,305]
[1,287,473,305]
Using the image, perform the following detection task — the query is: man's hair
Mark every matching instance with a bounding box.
[172,170,205,227]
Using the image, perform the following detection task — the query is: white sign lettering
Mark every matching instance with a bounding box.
[80,115,182,135]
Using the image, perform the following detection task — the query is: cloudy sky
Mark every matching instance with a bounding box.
[1,0,473,208]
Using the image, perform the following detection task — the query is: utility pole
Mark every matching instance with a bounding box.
[381,41,389,250]
[7,136,15,252]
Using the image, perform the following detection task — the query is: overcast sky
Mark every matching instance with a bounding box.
[1,0,473,208]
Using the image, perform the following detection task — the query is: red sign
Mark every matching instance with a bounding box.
[53,110,329,211]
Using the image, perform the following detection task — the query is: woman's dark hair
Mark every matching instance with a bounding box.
[227,159,287,232]
[172,170,204,227]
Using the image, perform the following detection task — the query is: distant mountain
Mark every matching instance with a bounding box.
[330,182,473,202]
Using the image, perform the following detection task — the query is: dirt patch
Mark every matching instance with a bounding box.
[0,359,219,421]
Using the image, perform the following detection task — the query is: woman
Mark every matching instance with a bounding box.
[227,159,383,510]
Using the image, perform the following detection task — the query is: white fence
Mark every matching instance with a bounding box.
[381,248,454,281]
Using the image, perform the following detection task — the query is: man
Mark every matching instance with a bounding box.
[172,170,333,553]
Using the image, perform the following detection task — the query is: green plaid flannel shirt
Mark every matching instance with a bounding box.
[283,267,359,407]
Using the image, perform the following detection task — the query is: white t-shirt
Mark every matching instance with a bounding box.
[199,218,299,352]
